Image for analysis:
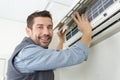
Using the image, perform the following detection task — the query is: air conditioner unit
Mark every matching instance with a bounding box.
[59,0,120,47]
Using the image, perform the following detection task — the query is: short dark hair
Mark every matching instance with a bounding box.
[27,10,52,29]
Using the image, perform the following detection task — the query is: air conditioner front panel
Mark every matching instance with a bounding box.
[91,1,120,29]
[92,10,120,37]
[63,0,120,47]
[91,18,120,46]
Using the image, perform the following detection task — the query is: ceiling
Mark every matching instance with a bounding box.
[0,0,79,28]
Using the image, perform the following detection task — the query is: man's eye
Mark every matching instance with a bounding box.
[38,26,43,29]
[48,26,53,29]
[38,25,43,29]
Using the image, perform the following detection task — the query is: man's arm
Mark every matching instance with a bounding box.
[56,29,66,50]
[71,12,92,47]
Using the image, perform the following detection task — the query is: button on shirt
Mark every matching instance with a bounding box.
[14,41,88,73]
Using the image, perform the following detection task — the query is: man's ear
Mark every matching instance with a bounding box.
[25,27,31,36]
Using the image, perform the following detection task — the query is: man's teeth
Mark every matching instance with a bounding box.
[41,38,49,40]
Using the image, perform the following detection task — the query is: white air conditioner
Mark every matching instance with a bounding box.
[60,0,120,47]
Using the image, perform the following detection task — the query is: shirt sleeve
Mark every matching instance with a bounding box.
[14,41,89,73]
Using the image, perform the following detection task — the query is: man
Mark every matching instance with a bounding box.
[7,10,92,80]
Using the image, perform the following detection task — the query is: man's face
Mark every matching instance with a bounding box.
[26,17,53,47]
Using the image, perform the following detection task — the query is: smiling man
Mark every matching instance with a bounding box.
[26,15,53,47]
[7,10,92,80]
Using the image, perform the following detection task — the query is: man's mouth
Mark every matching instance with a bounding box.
[41,37,50,42]
[38,36,51,43]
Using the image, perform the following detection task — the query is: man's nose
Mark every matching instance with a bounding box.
[43,27,49,35]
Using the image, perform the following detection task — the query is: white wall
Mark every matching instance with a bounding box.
[0,18,26,79]
[54,31,120,80]
[0,19,26,59]
[0,59,6,80]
